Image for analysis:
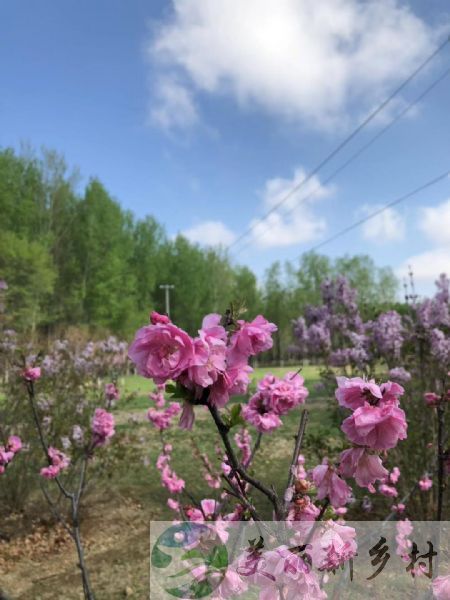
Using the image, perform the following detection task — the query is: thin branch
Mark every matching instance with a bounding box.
[246,431,262,468]
[40,482,74,539]
[283,409,308,516]
[436,401,446,521]
[208,403,282,518]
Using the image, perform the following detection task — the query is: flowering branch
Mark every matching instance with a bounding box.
[207,402,283,519]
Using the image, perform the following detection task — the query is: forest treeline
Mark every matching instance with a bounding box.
[0,147,400,360]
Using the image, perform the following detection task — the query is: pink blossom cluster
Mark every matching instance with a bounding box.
[104,382,120,407]
[396,518,413,563]
[40,446,70,479]
[311,460,352,509]
[242,372,308,433]
[156,443,185,494]
[91,408,115,447]
[147,402,181,431]
[336,377,407,492]
[128,312,276,428]
[23,366,41,381]
[235,544,327,600]
[419,475,433,491]
[0,435,22,474]
[308,520,358,572]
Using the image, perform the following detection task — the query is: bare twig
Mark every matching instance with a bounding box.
[283,409,308,516]
[208,403,282,518]
[436,401,446,521]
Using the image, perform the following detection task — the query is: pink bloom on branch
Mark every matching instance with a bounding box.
[379,381,405,406]
[335,377,382,410]
[341,402,407,450]
[23,367,41,381]
[419,476,433,491]
[339,447,388,489]
[128,322,194,384]
[389,466,401,484]
[91,408,115,447]
[150,311,170,325]
[392,503,406,514]
[424,392,440,407]
[242,393,282,433]
[161,465,185,493]
[309,521,358,572]
[378,483,398,497]
[228,315,277,363]
[40,447,70,479]
[147,402,181,431]
[432,575,450,600]
[311,463,352,508]
[187,329,227,388]
[105,383,120,403]
[7,436,22,454]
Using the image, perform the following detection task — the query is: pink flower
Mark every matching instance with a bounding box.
[167,498,180,512]
[147,402,181,431]
[23,367,41,381]
[335,377,382,410]
[287,496,320,522]
[242,393,282,433]
[41,465,61,479]
[91,408,115,446]
[424,392,440,407]
[339,447,388,489]
[392,503,406,514]
[200,313,227,341]
[379,381,405,406]
[311,463,352,508]
[341,402,407,450]
[419,476,433,491]
[187,330,227,388]
[128,322,194,384]
[40,447,70,479]
[389,466,401,484]
[186,499,218,521]
[7,435,22,454]
[432,575,450,599]
[378,483,398,497]
[105,383,120,403]
[260,372,309,415]
[160,465,185,493]
[228,315,277,363]
[150,311,170,325]
[309,521,357,571]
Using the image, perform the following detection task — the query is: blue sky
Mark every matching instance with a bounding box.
[1,0,450,295]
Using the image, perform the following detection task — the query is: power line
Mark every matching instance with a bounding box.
[232,63,450,255]
[295,169,450,257]
[226,35,450,252]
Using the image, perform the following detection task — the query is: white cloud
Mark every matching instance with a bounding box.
[148,0,436,130]
[150,76,199,130]
[181,220,236,246]
[249,167,333,248]
[360,205,405,242]
[419,198,450,246]
[396,248,450,284]
[396,198,450,290]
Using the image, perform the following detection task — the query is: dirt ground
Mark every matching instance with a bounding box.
[0,493,155,599]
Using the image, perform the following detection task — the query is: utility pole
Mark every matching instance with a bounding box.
[159,284,175,318]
